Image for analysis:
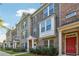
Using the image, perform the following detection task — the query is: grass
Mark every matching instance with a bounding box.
[0,48,19,54]
[15,53,36,56]
[5,51,18,54]
[0,48,36,56]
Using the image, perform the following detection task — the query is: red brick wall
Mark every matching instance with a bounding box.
[60,3,79,26]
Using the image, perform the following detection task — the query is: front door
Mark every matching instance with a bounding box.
[29,40,32,48]
[66,37,76,55]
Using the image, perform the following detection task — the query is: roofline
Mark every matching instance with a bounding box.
[16,13,31,26]
[16,3,49,27]
[31,3,49,17]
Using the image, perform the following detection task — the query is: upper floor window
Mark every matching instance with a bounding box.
[23,22,25,29]
[41,22,45,32]
[32,16,37,24]
[25,30,28,38]
[23,21,28,31]
[25,21,27,28]
[46,19,51,31]
[49,4,54,16]
[43,7,48,17]
[65,11,76,19]
[43,4,54,18]
[33,28,37,35]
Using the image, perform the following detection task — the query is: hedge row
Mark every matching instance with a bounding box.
[30,46,58,56]
[5,48,26,52]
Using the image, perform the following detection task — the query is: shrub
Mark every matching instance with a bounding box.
[30,46,58,56]
[40,47,48,55]
[30,48,36,53]
[20,48,26,52]
[35,47,41,55]
[47,47,58,56]
[13,48,26,52]
[30,48,34,53]
[5,48,12,50]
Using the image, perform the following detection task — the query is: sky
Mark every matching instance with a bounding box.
[0,3,40,42]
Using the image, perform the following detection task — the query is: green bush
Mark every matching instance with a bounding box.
[30,48,36,54]
[47,47,58,56]
[30,48,34,53]
[40,47,47,55]
[30,46,58,56]
[35,47,41,55]
[5,48,12,50]
[13,48,26,52]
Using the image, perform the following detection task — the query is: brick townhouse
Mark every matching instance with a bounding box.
[58,3,79,55]
[5,3,59,53]
[6,29,13,48]
[30,3,59,49]
[16,12,32,51]
[5,3,79,56]
[13,3,59,52]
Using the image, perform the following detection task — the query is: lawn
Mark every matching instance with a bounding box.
[0,48,19,54]
[15,53,37,56]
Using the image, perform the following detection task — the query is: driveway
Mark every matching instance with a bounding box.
[0,51,11,56]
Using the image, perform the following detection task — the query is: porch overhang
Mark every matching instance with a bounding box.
[58,21,79,32]
[27,36,37,40]
[39,35,56,40]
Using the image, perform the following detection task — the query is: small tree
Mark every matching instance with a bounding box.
[0,18,9,30]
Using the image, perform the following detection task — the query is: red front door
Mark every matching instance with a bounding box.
[66,37,76,55]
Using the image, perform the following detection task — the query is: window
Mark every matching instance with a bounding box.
[41,22,45,32]
[46,19,51,31]
[43,4,54,18]
[25,21,27,28]
[65,11,76,19]
[49,4,54,15]
[33,28,36,35]
[32,16,37,24]
[43,7,48,17]
[25,30,28,38]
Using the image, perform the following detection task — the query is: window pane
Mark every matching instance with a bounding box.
[49,4,54,15]
[65,11,76,19]
[25,30,27,38]
[46,19,51,31]
[43,7,48,17]
[41,22,45,32]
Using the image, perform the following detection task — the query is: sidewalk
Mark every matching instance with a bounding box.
[0,51,12,56]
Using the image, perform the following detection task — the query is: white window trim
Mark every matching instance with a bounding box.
[48,6,49,16]
[40,19,52,33]
[65,11,76,19]
[40,21,45,33]
[39,15,55,38]
[46,19,51,31]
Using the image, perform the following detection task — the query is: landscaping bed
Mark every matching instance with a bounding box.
[29,46,58,56]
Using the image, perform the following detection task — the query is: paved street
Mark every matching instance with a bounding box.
[0,51,11,56]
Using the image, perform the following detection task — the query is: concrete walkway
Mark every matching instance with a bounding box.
[0,51,11,56]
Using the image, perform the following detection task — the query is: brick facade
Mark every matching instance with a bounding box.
[60,3,79,26]
[59,3,79,55]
